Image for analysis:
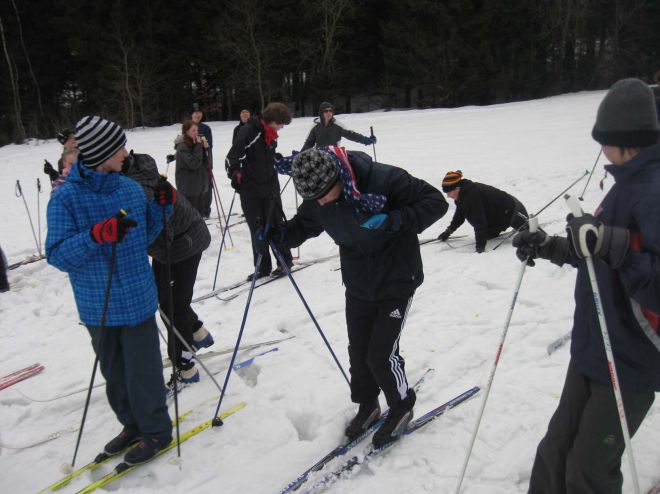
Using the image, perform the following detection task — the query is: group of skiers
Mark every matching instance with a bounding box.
[35,76,660,493]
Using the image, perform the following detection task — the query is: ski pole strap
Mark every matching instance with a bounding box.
[15,180,22,197]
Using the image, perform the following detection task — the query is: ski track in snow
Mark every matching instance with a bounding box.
[1,91,658,493]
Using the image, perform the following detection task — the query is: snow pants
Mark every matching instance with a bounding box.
[345,292,413,408]
[0,245,8,292]
[152,252,202,369]
[528,359,654,494]
[240,192,293,275]
[86,316,172,444]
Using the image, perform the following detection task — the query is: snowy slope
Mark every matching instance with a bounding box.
[0,91,658,494]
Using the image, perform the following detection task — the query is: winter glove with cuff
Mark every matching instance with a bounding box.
[512,229,570,267]
[43,160,59,181]
[475,245,485,254]
[230,170,243,191]
[253,227,287,256]
[362,136,377,145]
[154,177,177,205]
[566,214,629,268]
[360,211,402,231]
[91,212,137,244]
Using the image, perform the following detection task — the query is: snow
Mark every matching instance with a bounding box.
[1,91,658,493]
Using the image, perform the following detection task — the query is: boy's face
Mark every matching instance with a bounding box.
[240,110,250,123]
[317,180,342,206]
[98,147,129,173]
[602,145,640,165]
[192,111,203,123]
[446,188,460,201]
[267,121,285,132]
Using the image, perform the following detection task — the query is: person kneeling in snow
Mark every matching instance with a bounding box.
[437,170,528,252]
[265,147,447,448]
[46,116,173,466]
[513,78,660,494]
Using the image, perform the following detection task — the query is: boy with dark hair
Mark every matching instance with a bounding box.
[225,102,294,280]
[301,101,376,151]
[263,146,447,448]
[46,116,173,465]
[513,78,660,493]
[437,170,528,253]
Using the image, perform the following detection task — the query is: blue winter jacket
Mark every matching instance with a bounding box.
[571,144,660,392]
[46,160,170,326]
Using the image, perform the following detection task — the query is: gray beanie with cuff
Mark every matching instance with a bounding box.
[592,78,660,147]
[292,149,340,200]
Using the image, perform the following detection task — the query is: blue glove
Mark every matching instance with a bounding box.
[360,213,390,230]
[362,136,377,145]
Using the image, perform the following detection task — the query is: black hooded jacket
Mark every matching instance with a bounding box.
[284,151,447,301]
[444,179,518,250]
[301,116,368,151]
[123,152,210,263]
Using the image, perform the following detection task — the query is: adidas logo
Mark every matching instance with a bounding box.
[389,309,402,319]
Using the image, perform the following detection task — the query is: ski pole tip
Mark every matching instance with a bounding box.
[60,462,74,474]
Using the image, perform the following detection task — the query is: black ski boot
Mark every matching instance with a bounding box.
[102,426,141,456]
[372,389,416,449]
[123,435,171,466]
[345,398,381,441]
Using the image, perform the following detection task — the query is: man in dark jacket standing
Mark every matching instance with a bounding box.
[437,170,528,252]
[191,102,214,218]
[262,146,447,448]
[232,108,251,144]
[225,102,294,280]
[301,101,376,151]
[513,78,660,494]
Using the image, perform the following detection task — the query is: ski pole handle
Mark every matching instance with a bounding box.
[37,178,42,193]
[370,126,374,138]
[15,180,22,197]
[528,215,538,234]
[565,194,584,218]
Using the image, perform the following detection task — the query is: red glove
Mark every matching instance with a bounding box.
[154,177,177,205]
[91,213,137,244]
[230,170,243,191]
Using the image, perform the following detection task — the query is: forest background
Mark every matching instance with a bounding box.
[1,0,659,145]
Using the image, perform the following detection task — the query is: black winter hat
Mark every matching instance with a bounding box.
[592,78,660,147]
[292,149,340,200]
[318,101,333,116]
[75,116,127,168]
[192,102,203,113]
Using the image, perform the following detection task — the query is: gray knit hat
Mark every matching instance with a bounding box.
[292,149,340,200]
[75,116,127,168]
[592,78,660,147]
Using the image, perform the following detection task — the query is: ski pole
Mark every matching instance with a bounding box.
[36,178,43,255]
[210,170,234,248]
[271,243,350,387]
[15,180,40,254]
[578,148,602,200]
[280,176,292,195]
[211,191,236,291]
[491,170,589,250]
[160,196,182,459]
[294,187,300,260]
[68,211,125,470]
[370,126,377,162]
[564,194,641,494]
[454,216,537,494]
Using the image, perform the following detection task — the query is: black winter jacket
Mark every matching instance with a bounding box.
[301,117,368,151]
[444,180,518,251]
[123,152,211,264]
[569,144,660,392]
[225,116,281,198]
[284,151,447,301]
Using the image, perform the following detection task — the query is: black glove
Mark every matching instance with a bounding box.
[230,170,243,191]
[166,154,175,164]
[253,226,287,256]
[154,176,177,205]
[475,245,485,254]
[438,230,451,242]
[43,160,59,181]
[512,229,570,267]
[566,214,629,268]
[275,152,283,161]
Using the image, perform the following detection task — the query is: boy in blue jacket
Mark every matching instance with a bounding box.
[46,116,175,465]
[514,79,660,493]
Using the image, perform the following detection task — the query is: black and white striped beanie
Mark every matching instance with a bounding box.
[75,116,127,168]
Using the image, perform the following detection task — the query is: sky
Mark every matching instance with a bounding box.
[0,90,658,494]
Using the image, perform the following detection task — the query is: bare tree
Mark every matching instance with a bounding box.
[0,15,25,142]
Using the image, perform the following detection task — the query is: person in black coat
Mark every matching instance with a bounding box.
[301,101,376,151]
[225,102,294,280]
[232,108,251,144]
[437,170,528,252]
[514,78,660,494]
[123,151,214,389]
[263,147,447,449]
[175,119,210,215]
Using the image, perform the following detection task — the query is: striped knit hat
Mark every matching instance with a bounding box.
[75,116,127,168]
[442,170,463,192]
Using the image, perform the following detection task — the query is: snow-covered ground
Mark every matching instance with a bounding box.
[1,91,658,493]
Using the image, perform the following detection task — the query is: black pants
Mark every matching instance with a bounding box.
[345,292,413,408]
[184,193,207,217]
[240,192,293,274]
[202,179,213,218]
[86,316,172,443]
[152,252,202,368]
[528,359,654,494]
[0,245,8,292]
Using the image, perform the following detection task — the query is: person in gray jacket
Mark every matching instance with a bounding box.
[301,101,376,151]
[122,151,214,389]
[175,120,210,215]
